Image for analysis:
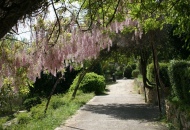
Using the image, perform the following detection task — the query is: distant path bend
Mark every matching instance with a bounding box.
[55,79,168,130]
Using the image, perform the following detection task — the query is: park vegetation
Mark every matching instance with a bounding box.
[0,0,190,129]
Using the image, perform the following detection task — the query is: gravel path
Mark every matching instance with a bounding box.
[55,79,168,130]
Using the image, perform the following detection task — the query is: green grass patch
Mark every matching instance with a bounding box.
[1,92,94,130]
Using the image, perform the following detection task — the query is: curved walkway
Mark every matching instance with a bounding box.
[55,79,168,130]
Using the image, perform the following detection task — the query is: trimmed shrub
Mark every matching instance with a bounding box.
[147,63,170,87]
[168,60,190,103]
[147,63,154,83]
[70,72,106,94]
[23,97,41,111]
[124,65,133,78]
[132,69,140,78]
[115,70,123,79]
[159,63,171,87]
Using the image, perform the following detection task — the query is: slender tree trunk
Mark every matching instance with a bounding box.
[44,77,62,114]
[140,56,147,102]
[151,39,162,114]
[72,70,87,98]
[139,48,154,104]
[143,83,147,103]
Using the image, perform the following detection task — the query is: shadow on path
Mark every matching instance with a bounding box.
[82,103,160,121]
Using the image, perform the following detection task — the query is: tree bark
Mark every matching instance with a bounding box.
[140,51,153,89]
[71,70,87,98]
[151,37,162,114]
[140,56,147,102]
[44,77,62,114]
[139,49,155,102]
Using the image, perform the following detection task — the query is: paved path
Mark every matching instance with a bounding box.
[55,79,168,130]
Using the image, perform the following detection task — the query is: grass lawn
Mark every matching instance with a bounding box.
[1,92,94,130]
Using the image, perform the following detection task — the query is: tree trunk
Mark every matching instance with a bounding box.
[72,70,87,98]
[140,56,147,102]
[151,39,162,114]
[140,51,153,89]
[44,77,62,114]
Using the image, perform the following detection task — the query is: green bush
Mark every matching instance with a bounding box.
[115,70,123,79]
[147,63,170,87]
[23,97,41,111]
[147,63,154,83]
[132,69,140,78]
[70,72,106,94]
[0,85,18,114]
[159,63,171,87]
[124,65,132,78]
[0,117,9,129]
[168,60,190,103]
[16,112,31,124]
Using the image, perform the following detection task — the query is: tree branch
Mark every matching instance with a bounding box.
[106,0,121,27]
[50,0,61,45]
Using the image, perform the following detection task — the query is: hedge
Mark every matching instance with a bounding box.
[168,60,190,103]
[147,63,170,87]
[147,63,154,83]
[115,70,123,79]
[132,69,140,78]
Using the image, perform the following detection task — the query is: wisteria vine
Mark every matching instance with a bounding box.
[0,16,142,94]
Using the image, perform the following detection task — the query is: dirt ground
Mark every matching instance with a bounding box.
[55,79,168,130]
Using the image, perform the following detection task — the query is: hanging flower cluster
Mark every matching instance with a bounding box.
[0,16,143,93]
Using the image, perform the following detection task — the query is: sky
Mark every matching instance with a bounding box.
[16,6,57,41]
[16,1,79,42]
